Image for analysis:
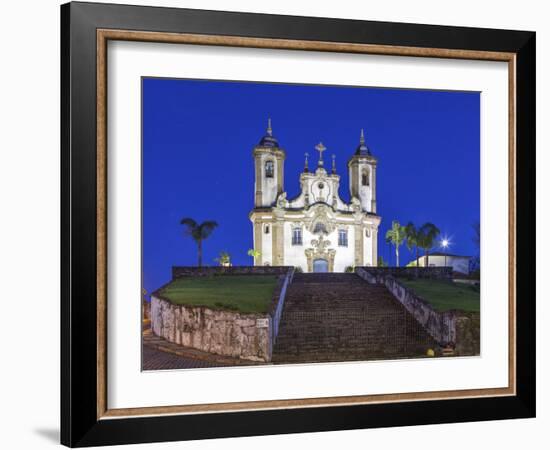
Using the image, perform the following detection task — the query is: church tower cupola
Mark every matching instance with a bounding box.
[348,129,377,213]
[257,118,279,148]
[253,118,286,207]
[355,129,372,156]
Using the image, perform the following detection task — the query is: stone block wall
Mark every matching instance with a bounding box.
[356,266,452,282]
[355,268,378,284]
[150,297,273,362]
[454,313,480,356]
[172,265,292,279]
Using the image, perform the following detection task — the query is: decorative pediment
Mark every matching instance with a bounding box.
[305,204,336,235]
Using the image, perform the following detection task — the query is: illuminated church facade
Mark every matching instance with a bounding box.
[249,120,381,272]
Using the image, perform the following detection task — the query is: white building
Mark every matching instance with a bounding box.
[249,120,381,272]
[411,253,471,275]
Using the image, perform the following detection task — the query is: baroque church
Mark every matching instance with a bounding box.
[249,120,381,272]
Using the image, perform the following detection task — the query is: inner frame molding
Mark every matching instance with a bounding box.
[96,28,516,420]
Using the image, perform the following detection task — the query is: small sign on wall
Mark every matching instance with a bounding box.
[256,318,269,328]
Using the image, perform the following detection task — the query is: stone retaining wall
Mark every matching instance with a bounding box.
[455,312,480,356]
[356,266,452,283]
[150,297,273,362]
[151,267,294,362]
[356,267,479,355]
[172,265,292,279]
[384,275,457,344]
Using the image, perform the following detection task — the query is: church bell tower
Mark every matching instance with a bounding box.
[348,129,377,213]
[253,119,285,207]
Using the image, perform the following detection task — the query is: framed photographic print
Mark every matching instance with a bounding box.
[61,1,536,447]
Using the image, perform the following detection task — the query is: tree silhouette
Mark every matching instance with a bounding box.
[180,218,218,267]
[417,223,441,267]
[385,220,407,267]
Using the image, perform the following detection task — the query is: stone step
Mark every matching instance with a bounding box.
[272,273,436,363]
[293,273,361,280]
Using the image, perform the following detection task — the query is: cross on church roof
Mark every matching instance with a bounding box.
[315,142,326,166]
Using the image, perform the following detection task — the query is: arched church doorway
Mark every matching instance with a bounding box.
[313,258,329,273]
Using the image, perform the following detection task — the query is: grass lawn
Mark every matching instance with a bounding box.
[397,279,480,313]
[157,275,279,314]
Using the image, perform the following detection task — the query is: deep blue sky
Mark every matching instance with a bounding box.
[143,78,480,295]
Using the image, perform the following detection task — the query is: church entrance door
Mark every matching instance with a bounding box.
[313,258,329,273]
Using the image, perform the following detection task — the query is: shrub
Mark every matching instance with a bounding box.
[294,266,303,273]
[344,266,355,273]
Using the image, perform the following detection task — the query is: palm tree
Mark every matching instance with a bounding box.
[417,223,441,267]
[214,250,231,267]
[405,222,420,267]
[247,248,261,265]
[180,218,218,267]
[385,220,407,267]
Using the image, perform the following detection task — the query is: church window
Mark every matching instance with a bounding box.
[362,168,370,186]
[365,228,371,238]
[338,229,348,247]
[265,160,274,178]
[264,224,270,234]
[313,222,327,235]
[292,228,303,246]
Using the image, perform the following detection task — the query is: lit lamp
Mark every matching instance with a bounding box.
[441,239,449,267]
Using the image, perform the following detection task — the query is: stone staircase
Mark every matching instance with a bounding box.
[272,273,436,363]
